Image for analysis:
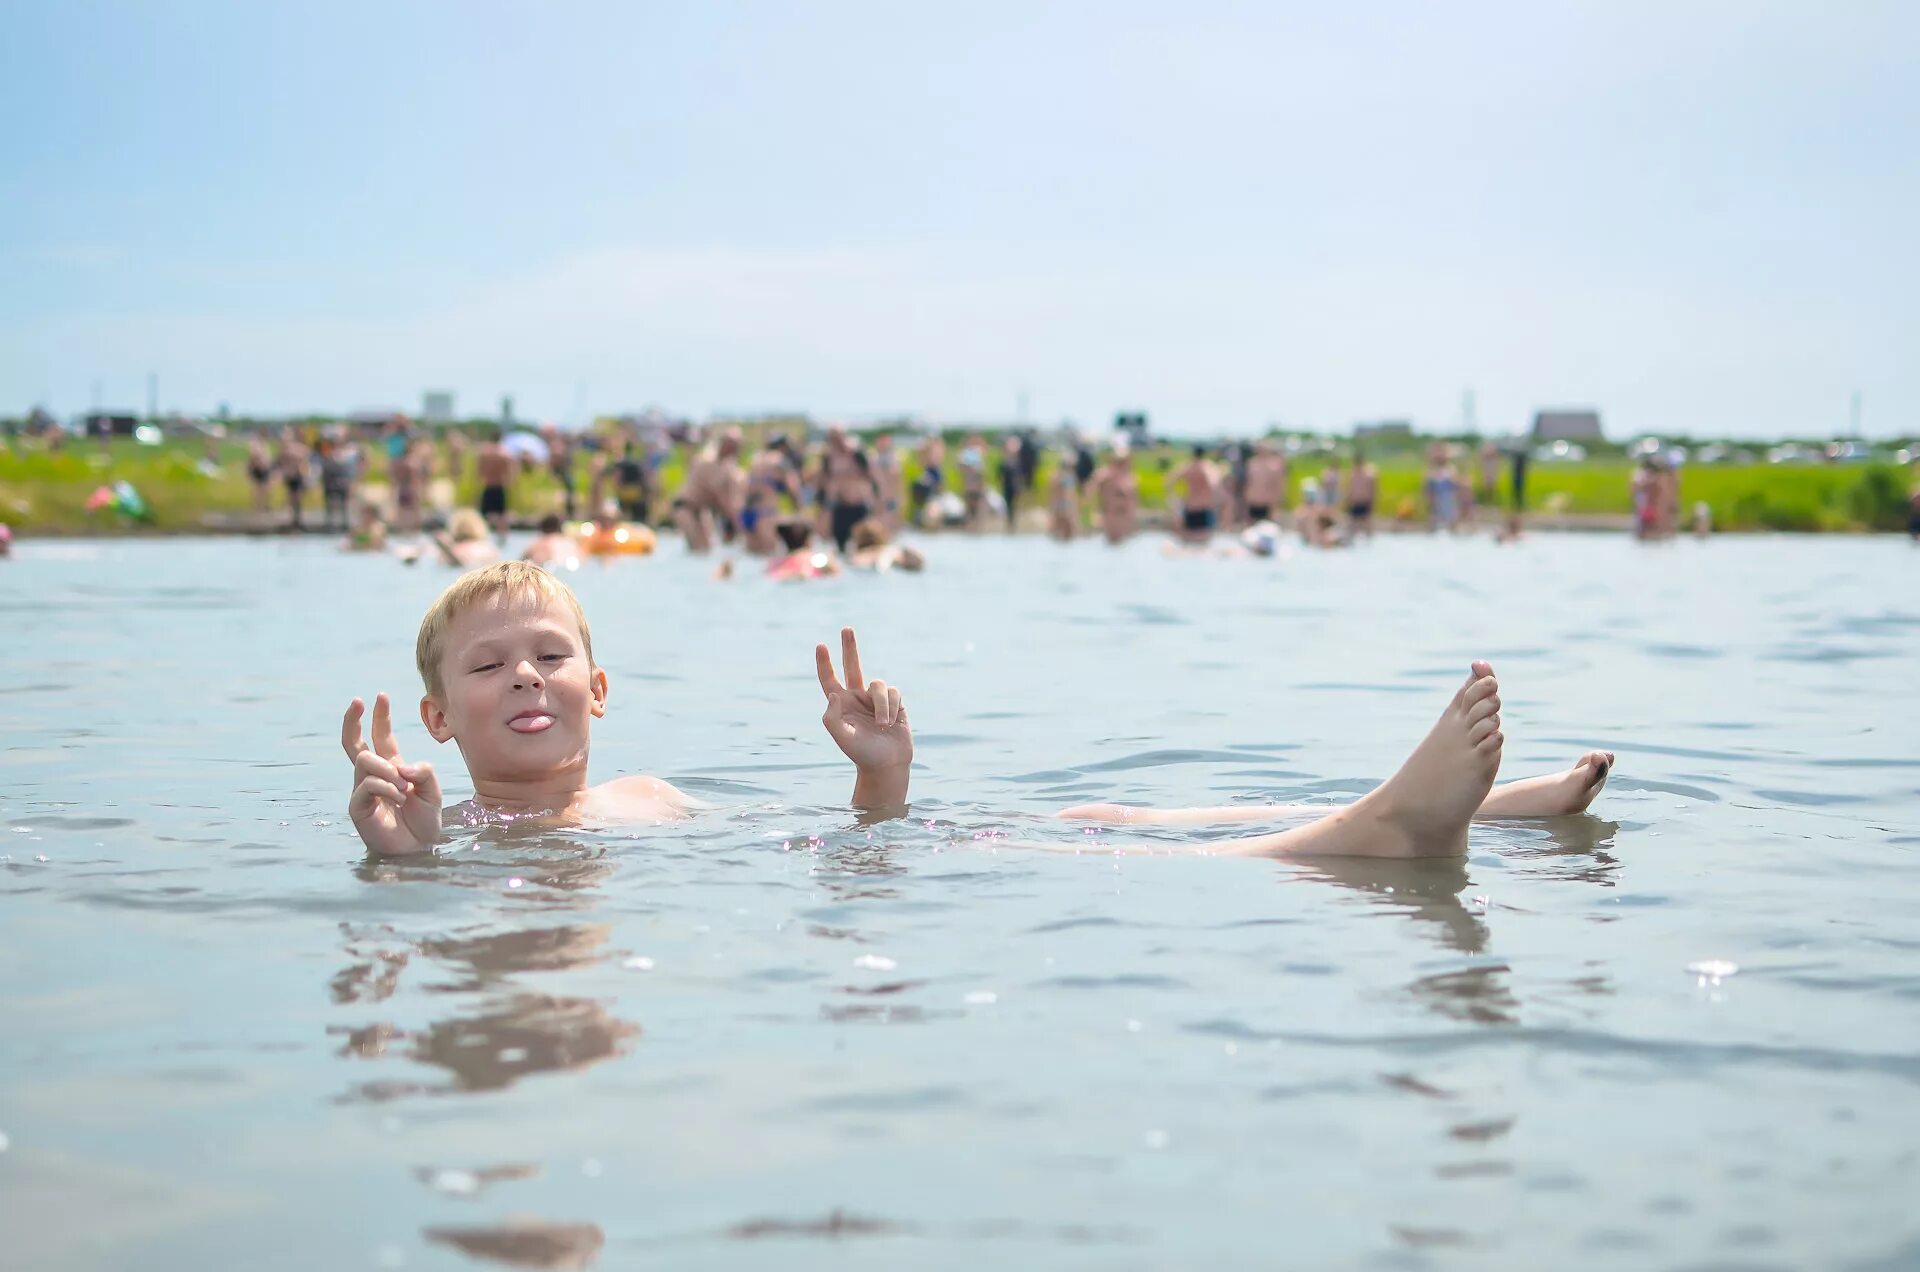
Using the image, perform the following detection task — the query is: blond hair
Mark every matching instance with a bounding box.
[446,508,489,542]
[415,562,594,700]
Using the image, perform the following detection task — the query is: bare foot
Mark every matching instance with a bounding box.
[1476,750,1613,818]
[1219,662,1504,859]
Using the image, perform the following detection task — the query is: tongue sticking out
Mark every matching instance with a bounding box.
[509,714,555,734]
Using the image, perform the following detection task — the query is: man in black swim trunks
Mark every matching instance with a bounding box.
[476,431,513,538]
[612,442,652,524]
[1172,445,1224,543]
[1242,439,1286,524]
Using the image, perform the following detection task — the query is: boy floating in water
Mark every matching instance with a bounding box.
[343,565,1609,860]
[342,563,907,854]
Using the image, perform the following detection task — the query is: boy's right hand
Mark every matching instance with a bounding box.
[342,693,443,856]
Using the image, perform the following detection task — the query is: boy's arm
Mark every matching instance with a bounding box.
[815,627,912,813]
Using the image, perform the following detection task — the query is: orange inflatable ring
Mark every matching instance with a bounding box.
[574,522,657,556]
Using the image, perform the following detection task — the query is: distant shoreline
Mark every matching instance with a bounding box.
[12,512,1913,541]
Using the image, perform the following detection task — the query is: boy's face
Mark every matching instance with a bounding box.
[421,593,607,782]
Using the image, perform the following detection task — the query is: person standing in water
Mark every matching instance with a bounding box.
[957,434,988,528]
[611,441,652,525]
[318,436,355,534]
[870,433,906,532]
[1477,441,1503,515]
[1087,445,1139,544]
[814,426,879,553]
[680,428,745,551]
[1047,468,1080,541]
[910,435,946,528]
[998,434,1023,530]
[1320,455,1345,519]
[1630,457,1657,540]
[1424,442,1461,533]
[740,436,799,554]
[475,431,514,540]
[1242,440,1287,524]
[1172,445,1223,544]
[1347,448,1379,538]
[276,428,311,530]
[247,430,274,517]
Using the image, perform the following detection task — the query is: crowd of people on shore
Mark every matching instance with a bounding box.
[248,421,1567,567]
[9,420,1920,564]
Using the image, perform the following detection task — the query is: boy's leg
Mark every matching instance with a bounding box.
[1055,665,1503,860]
[1058,750,1611,827]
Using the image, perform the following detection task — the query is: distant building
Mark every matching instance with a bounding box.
[1531,410,1603,442]
[422,391,455,424]
[85,412,138,438]
[1354,419,1413,439]
[348,409,409,432]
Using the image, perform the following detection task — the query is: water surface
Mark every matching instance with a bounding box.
[3,534,1918,1269]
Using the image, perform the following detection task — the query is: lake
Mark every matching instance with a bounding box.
[2,532,1917,1269]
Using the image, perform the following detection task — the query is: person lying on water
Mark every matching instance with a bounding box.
[342,563,1610,859]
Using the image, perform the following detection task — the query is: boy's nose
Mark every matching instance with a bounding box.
[512,660,543,688]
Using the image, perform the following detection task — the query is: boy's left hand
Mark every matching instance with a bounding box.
[815,626,912,777]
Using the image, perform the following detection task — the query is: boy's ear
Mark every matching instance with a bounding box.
[589,666,609,719]
[421,695,455,744]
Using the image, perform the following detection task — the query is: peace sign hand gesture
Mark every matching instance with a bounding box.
[341,693,444,856]
[815,627,912,808]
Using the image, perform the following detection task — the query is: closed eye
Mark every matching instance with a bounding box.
[469,662,501,674]
[539,653,567,663]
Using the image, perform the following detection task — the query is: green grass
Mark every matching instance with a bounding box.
[1,435,1911,534]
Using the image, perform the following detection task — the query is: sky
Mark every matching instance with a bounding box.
[2,1,1915,438]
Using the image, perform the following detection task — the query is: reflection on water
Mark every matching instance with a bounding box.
[426,1220,604,1270]
[2,535,1918,1269]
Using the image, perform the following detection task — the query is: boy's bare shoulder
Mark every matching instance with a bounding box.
[586,774,697,819]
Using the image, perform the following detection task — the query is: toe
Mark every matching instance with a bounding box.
[1476,727,1504,754]
[1465,676,1499,708]
[1470,716,1500,743]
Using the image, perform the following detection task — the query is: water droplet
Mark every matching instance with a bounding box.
[1125,1019,1143,1033]
[0,1130,11,1152]
[963,990,998,1006]
[505,877,524,889]
[581,1157,604,1178]
[853,954,897,971]
[34,854,48,863]
[1223,1042,1238,1056]
[1144,1129,1170,1150]
[623,957,655,971]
